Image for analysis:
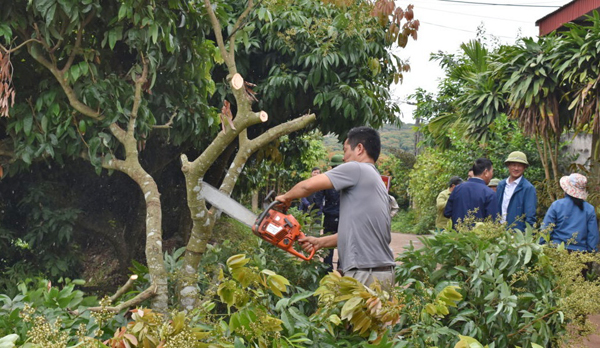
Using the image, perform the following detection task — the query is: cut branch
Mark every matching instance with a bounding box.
[110,275,139,303]
[88,284,157,313]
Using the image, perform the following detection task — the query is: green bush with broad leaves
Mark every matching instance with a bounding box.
[396,218,600,347]
[1,218,599,347]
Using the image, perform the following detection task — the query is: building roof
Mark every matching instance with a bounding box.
[536,0,600,36]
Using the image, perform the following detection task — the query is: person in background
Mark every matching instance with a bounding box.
[542,173,598,253]
[314,155,343,272]
[467,170,474,179]
[435,176,463,231]
[276,126,395,289]
[300,167,322,213]
[496,151,537,232]
[488,178,500,192]
[444,158,498,228]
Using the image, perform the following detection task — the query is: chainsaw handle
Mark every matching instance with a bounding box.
[290,231,315,261]
[254,200,281,229]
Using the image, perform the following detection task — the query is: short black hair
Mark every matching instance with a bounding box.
[448,176,463,187]
[472,158,493,176]
[346,126,381,162]
[312,167,320,172]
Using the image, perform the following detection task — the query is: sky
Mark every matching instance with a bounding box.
[390,0,573,123]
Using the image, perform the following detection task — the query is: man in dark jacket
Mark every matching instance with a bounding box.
[315,154,343,271]
[496,151,537,232]
[444,158,498,228]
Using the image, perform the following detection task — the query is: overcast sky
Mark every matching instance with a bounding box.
[391,0,573,123]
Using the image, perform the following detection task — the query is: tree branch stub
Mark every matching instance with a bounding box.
[231,73,244,90]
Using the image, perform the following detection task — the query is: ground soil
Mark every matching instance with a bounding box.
[335,232,600,347]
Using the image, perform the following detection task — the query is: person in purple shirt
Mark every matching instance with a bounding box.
[542,173,599,252]
[444,158,499,228]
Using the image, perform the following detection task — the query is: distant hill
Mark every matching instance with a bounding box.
[323,123,417,155]
[380,123,416,153]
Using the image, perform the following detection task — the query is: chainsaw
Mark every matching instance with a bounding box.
[200,182,315,261]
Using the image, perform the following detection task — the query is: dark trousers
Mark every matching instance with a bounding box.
[323,216,339,272]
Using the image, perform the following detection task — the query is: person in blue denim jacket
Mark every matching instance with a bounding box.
[542,173,599,252]
[496,151,537,232]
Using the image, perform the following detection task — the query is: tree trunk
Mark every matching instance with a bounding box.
[592,131,600,178]
[252,190,259,212]
[534,134,555,201]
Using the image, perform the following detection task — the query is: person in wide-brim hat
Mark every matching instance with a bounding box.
[542,173,598,253]
[559,173,588,200]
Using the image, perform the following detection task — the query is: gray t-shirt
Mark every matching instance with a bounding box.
[325,161,395,272]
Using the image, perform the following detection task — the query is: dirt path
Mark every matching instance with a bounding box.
[334,232,600,346]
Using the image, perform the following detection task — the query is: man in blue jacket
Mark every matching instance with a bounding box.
[444,158,498,228]
[496,151,537,232]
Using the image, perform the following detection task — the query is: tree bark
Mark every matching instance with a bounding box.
[25,33,170,312]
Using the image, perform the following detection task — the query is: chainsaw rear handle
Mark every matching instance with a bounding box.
[253,200,315,261]
[290,231,316,261]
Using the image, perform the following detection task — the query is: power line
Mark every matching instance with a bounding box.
[417,5,532,23]
[420,20,517,39]
[433,0,560,8]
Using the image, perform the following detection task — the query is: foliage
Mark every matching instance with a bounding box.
[396,220,600,347]
[0,182,81,296]
[0,278,104,346]
[378,150,415,210]
[0,0,417,311]
[253,0,418,135]
[2,220,600,347]
[379,124,417,153]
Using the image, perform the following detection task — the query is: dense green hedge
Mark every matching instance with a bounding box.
[1,219,599,347]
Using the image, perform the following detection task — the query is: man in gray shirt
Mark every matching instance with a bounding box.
[275,127,395,289]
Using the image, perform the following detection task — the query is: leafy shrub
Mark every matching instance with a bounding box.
[378,151,416,210]
[395,220,600,347]
[0,183,81,296]
[2,217,599,347]
[0,278,108,346]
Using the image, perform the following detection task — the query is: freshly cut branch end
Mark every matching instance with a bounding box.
[231,73,244,90]
[259,111,268,122]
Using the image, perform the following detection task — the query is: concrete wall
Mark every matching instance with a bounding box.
[561,133,592,165]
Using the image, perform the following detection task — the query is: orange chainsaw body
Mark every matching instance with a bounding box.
[252,201,315,261]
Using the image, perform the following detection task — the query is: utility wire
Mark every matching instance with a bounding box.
[433,0,560,8]
[420,20,518,39]
[417,5,532,23]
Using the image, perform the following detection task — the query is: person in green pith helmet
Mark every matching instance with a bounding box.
[496,151,537,232]
[488,178,501,192]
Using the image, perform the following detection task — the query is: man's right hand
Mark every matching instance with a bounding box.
[275,194,291,207]
[298,236,321,253]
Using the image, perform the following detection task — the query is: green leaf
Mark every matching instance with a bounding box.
[340,297,362,320]
[150,24,159,44]
[70,64,81,82]
[23,114,33,136]
[118,4,128,20]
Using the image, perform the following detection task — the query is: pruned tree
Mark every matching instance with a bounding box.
[0,0,418,311]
